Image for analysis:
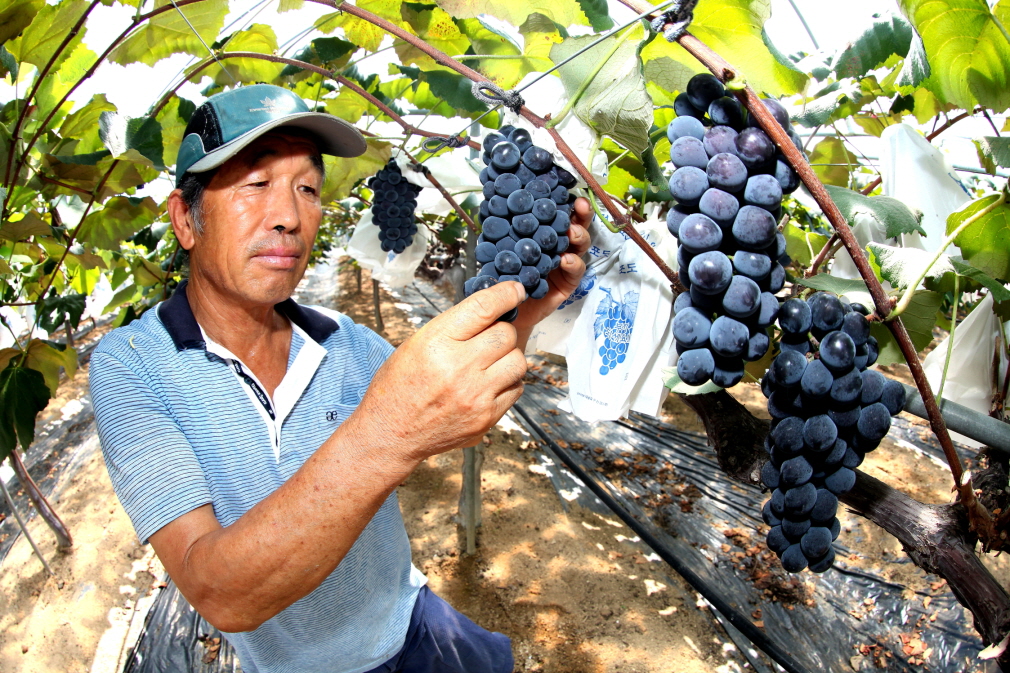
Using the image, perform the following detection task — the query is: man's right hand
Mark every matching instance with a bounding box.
[345,280,529,463]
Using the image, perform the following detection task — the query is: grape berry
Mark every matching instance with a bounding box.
[465,125,578,321]
[760,292,905,574]
[369,159,422,254]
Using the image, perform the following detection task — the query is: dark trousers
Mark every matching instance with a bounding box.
[363,586,513,673]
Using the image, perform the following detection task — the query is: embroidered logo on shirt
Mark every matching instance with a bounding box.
[325,410,340,421]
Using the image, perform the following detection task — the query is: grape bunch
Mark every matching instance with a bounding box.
[463,125,579,320]
[759,293,907,573]
[668,73,804,389]
[369,159,422,254]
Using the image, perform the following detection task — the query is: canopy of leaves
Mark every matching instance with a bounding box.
[110,0,229,67]
[434,0,590,29]
[947,193,1010,281]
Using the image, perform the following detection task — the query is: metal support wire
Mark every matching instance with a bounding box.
[510,402,812,673]
[168,0,238,85]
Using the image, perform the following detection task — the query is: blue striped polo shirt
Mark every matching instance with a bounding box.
[89,281,426,673]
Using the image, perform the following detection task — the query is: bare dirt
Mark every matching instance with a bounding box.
[0,264,1006,673]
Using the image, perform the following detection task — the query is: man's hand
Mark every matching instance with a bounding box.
[511,196,593,344]
[346,280,528,464]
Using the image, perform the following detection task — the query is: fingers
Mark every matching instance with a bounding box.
[570,196,592,228]
[431,281,526,342]
[473,320,519,366]
[484,347,527,394]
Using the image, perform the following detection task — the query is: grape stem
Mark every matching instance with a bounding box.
[890,190,1007,320]
[618,0,996,542]
[805,233,839,277]
[937,273,960,401]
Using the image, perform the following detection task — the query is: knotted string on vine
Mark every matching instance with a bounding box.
[420,135,470,153]
[470,81,526,113]
[650,0,700,42]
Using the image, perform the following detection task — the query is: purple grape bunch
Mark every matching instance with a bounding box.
[370,159,422,254]
[759,293,907,573]
[464,125,579,321]
[669,73,804,389]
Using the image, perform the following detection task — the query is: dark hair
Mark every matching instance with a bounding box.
[177,148,326,235]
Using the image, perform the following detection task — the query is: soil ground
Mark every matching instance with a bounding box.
[0,262,1005,672]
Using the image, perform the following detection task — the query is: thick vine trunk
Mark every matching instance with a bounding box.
[9,451,73,549]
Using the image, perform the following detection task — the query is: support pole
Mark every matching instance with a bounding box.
[372,278,384,333]
[0,469,54,576]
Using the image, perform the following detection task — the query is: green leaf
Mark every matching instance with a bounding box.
[155,95,194,166]
[320,139,391,203]
[77,196,159,250]
[109,0,228,67]
[37,293,86,333]
[25,338,76,394]
[214,24,282,84]
[550,26,653,155]
[313,36,356,66]
[870,290,942,365]
[32,40,94,130]
[0,365,50,460]
[896,31,931,87]
[640,0,808,98]
[455,16,557,90]
[662,366,723,395]
[0,0,44,46]
[975,136,1010,169]
[947,192,1010,281]
[577,0,612,31]
[793,80,867,128]
[396,6,471,69]
[417,69,488,115]
[8,0,87,71]
[783,222,829,267]
[316,0,413,52]
[834,14,913,79]
[950,257,1010,303]
[0,44,18,79]
[434,0,589,28]
[867,242,953,289]
[823,184,925,237]
[59,94,117,140]
[0,211,49,241]
[897,0,1010,112]
[99,113,165,169]
[798,274,871,295]
[809,137,859,188]
[602,165,639,201]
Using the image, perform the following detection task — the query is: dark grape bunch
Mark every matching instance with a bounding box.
[669,73,804,389]
[463,125,579,321]
[369,159,422,254]
[759,292,907,573]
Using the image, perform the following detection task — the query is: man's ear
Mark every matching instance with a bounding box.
[167,189,197,251]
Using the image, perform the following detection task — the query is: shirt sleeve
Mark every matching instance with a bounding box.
[89,350,213,544]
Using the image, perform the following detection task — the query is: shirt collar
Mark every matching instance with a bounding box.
[158,278,339,351]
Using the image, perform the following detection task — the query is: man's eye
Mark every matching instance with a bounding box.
[248,180,268,187]
[301,185,318,195]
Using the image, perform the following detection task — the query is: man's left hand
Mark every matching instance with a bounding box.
[511,196,593,337]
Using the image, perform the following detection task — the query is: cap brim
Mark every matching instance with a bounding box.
[187,112,367,174]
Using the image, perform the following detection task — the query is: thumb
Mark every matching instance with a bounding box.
[434,280,526,342]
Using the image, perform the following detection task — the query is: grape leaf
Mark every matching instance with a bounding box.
[824,184,925,238]
[109,0,228,67]
[897,0,1010,112]
[550,26,653,155]
[950,258,1010,303]
[7,0,87,71]
[866,242,953,289]
[397,6,471,69]
[77,196,160,250]
[947,192,1010,281]
[577,0,612,31]
[662,366,722,395]
[798,274,872,296]
[59,94,117,141]
[316,0,413,52]
[870,290,942,366]
[214,24,282,84]
[24,338,76,395]
[975,136,1010,170]
[834,14,913,79]
[37,293,86,333]
[640,0,808,98]
[794,80,866,128]
[0,365,50,460]
[808,138,859,188]
[433,0,589,28]
[0,211,49,241]
[783,222,829,268]
[320,139,390,203]
[99,113,165,170]
[0,0,44,46]
[0,44,18,79]
[155,95,195,167]
[455,16,557,90]
[33,41,95,131]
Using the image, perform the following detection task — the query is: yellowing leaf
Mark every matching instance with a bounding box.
[110,0,228,67]
[77,196,159,250]
[216,24,282,84]
[8,0,88,70]
[59,94,117,140]
[435,0,589,27]
[808,137,859,188]
[321,139,390,203]
[397,6,471,69]
[0,211,49,241]
[25,338,76,395]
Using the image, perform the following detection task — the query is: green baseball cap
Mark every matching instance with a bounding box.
[175,84,366,186]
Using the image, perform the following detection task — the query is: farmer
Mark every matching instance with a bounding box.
[89,83,591,673]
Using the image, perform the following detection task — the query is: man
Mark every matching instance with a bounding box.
[90,83,591,673]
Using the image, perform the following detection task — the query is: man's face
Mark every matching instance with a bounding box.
[183,132,324,307]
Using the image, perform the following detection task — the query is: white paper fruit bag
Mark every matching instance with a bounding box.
[346,209,430,288]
